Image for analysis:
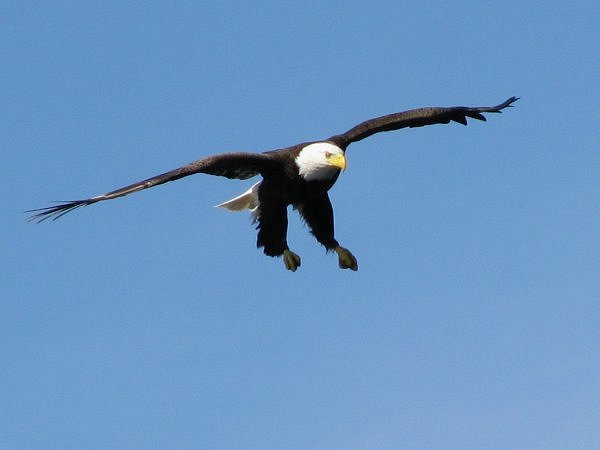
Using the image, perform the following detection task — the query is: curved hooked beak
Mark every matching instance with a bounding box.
[327,153,347,171]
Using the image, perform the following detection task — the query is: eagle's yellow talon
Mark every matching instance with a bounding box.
[335,246,358,271]
[283,249,301,272]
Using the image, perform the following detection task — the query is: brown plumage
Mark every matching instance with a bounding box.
[28,97,518,271]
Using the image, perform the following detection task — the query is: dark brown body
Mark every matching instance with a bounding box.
[256,144,342,256]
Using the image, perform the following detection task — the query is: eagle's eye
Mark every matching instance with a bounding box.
[324,151,333,158]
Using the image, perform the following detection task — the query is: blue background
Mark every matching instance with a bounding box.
[3,2,600,449]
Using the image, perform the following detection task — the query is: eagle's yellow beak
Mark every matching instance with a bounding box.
[327,153,346,171]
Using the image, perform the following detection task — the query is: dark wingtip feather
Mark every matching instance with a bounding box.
[495,96,519,110]
[26,200,89,223]
[466,111,487,122]
[473,96,519,116]
[453,116,468,125]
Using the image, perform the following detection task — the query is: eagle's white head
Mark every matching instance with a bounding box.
[295,142,346,181]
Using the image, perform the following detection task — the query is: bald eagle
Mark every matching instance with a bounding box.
[29,97,518,271]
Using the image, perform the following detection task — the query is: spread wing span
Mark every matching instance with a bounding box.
[334,96,518,145]
[27,152,275,222]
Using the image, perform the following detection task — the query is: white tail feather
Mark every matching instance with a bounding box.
[216,181,261,212]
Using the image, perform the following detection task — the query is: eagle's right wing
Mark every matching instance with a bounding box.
[333,97,518,146]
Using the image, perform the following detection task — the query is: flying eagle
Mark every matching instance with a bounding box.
[29,97,518,271]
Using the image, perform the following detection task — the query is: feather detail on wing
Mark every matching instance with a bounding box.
[332,97,518,146]
[27,152,276,222]
[216,181,261,212]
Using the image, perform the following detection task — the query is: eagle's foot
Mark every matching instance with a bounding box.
[283,249,301,272]
[335,246,358,271]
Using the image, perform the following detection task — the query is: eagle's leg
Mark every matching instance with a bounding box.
[283,249,302,272]
[335,246,358,271]
[295,195,359,271]
[254,192,301,271]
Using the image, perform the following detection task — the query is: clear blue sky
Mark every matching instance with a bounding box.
[3,1,600,449]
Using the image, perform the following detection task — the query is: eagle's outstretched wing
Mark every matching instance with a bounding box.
[27,152,276,222]
[332,96,518,146]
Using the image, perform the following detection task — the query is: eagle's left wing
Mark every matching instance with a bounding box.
[27,152,277,222]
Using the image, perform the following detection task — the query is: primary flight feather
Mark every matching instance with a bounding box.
[28,97,518,271]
